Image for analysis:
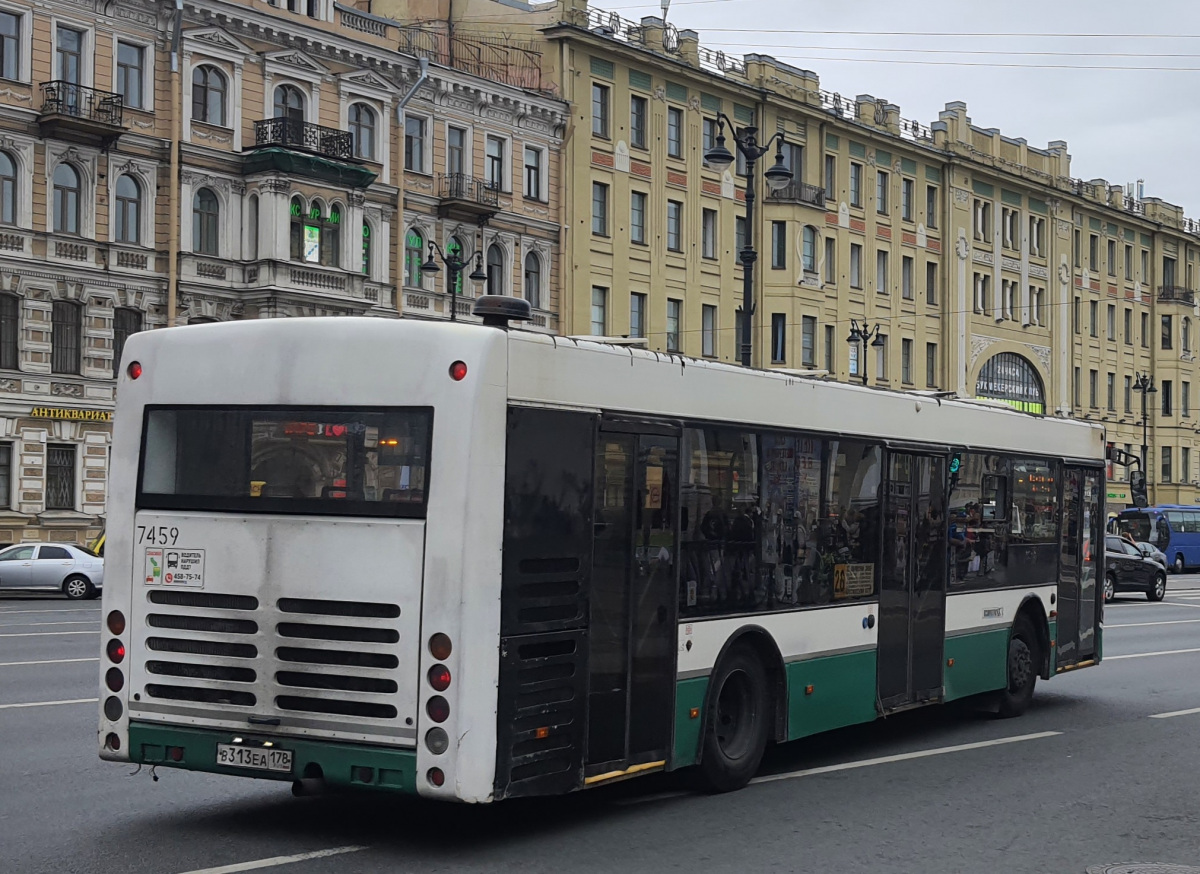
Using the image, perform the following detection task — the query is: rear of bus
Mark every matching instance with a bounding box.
[1117,506,1200,573]
[98,318,510,802]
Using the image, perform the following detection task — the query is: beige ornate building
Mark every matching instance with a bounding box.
[0,0,565,545]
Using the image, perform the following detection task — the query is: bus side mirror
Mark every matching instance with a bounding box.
[1129,470,1148,508]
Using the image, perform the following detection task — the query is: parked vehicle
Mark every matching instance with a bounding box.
[1114,506,1200,573]
[0,542,105,599]
[1104,535,1166,602]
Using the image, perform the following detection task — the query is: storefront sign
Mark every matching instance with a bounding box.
[30,406,112,422]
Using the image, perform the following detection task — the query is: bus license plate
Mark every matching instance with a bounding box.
[216,743,293,773]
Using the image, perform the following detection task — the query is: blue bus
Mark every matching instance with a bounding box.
[1114,505,1200,573]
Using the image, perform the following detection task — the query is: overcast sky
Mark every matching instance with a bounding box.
[605,0,1200,215]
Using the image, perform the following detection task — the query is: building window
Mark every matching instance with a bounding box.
[0,442,9,508]
[630,191,646,244]
[630,292,646,338]
[361,220,370,276]
[1106,372,1115,410]
[875,334,888,380]
[849,162,862,207]
[974,274,990,313]
[926,185,938,229]
[590,286,606,335]
[289,199,340,267]
[114,175,141,244]
[1163,314,1174,350]
[486,243,505,296]
[46,444,75,510]
[1184,381,1192,418]
[926,342,937,387]
[52,163,80,235]
[116,41,144,110]
[1184,317,1193,353]
[825,324,835,372]
[523,252,542,310]
[667,200,682,252]
[1088,369,1097,408]
[112,308,141,376]
[973,199,991,241]
[404,115,427,173]
[1162,446,1173,483]
[51,300,80,375]
[702,208,717,259]
[0,12,20,82]
[667,106,683,158]
[192,65,227,126]
[0,151,13,226]
[771,313,786,363]
[1125,244,1133,281]
[824,154,836,202]
[901,255,913,300]
[1107,239,1117,276]
[1001,207,1018,249]
[702,118,716,163]
[592,83,609,138]
[1088,234,1098,271]
[192,187,219,255]
[348,103,376,160]
[901,338,913,384]
[630,95,647,150]
[447,126,466,176]
[1142,312,1150,348]
[56,26,82,84]
[1073,367,1080,407]
[926,262,938,305]
[485,135,505,189]
[876,249,889,294]
[1032,287,1044,325]
[1107,304,1116,341]
[771,221,786,269]
[801,315,816,367]
[524,146,543,201]
[592,182,608,236]
[900,178,914,222]
[666,299,681,352]
[702,304,716,357]
[403,229,423,287]
[1162,380,1173,416]
[1029,216,1044,257]
[0,294,15,370]
[1124,308,1133,345]
[273,83,304,126]
[1124,376,1132,412]
[1184,447,1192,483]
[1089,301,1098,337]
[735,216,746,254]
[821,237,835,284]
[802,226,817,273]
[1072,297,1080,334]
[876,170,889,215]
[850,243,862,288]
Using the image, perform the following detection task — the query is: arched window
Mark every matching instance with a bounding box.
[349,103,376,160]
[273,84,304,125]
[289,195,306,261]
[361,221,371,276]
[802,226,817,273]
[486,243,505,296]
[1183,317,1192,353]
[114,175,141,244]
[246,195,258,260]
[192,187,220,256]
[191,65,227,126]
[321,202,342,268]
[404,229,423,288]
[0,293,19,370]
[52,163,80,235]
[975,352,1045,414]
[290,198,340,267]
[0,152,15,225]
[523,252,542,309]
[446,236,465,298]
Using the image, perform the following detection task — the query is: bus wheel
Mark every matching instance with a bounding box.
[1149,572,1167,602]
[63,575,94,601]
[699,646,770,792]
[1103,574,1116,603]
[998,616,1038,719]
[1173,555,1185,575]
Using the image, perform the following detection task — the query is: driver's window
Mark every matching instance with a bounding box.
[1123,542,1141,556]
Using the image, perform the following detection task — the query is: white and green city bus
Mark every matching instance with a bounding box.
[98,299,1105,801]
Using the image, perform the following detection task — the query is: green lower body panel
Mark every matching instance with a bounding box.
[786,649,879,740]
[128,722,418,794]
[672,676,709,769]
[943,629,1009,701]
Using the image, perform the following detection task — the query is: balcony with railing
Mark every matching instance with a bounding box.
[437,173,502,221]
[1158,286,1196,305]
[245,117,376,188]
[397,25,547,92]
[766,181,826,208]
[38,82,125,146]
[253,117,351,159]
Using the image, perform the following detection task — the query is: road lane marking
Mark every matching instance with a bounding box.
[175,846,368,874]
[0,620,98,627]
[0,630,99,637]
[0,608,101,614]
[0,657,99,667]
[1106,647,1200,661]
[1150,706,1200,720]
[1106,619,1200,628]
[0,697,97,710]
[748,731,1062,785]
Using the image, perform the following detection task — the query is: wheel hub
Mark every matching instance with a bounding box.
[1008,639,1032,691]
[714,669,754,760]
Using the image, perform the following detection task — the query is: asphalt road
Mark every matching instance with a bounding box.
[4,582,1200,874]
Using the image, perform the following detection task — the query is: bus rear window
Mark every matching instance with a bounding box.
[1116,512,1151,543]
[139,407,433,518]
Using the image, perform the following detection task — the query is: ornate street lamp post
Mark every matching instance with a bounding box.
[1133,371,1157,486]
[845,319,886,386]
[422,241,487,322]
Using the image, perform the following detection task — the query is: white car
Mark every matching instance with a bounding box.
[0,542,105,599]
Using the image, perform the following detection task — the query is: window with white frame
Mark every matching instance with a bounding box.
[192,187,219,255]
[0,11,22,82]
[0,150,15,225]
[524,146,543,201]
[191,65,227,126]
[666,299,681,352]
[666,200,682,252]
[273,84,304,124]
[52,163,80,235]
[114,174,141,244]
[485,135,505,190]
[701,208,717,259]
[523,251,542,309]
[630,191,646,244]
[447,126,466,176]
[486,243,505,296]
[349,103,376,161]
[116,41,145,109]
[55,26,84,85]
[630,292,646,338]
[0,442,10,508]
[590,286,606,335]
[405,115,428,173]
[702,304,716,357]
[802,225,817,273]
[403,228,423,287]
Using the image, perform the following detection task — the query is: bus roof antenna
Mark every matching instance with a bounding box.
[473,295,532,328]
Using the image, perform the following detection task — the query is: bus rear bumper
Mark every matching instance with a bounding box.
[128,721,418,794]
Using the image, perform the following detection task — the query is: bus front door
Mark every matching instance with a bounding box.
[877,452,948,712]
[587,429,679,779]
[1057,467,1101,667]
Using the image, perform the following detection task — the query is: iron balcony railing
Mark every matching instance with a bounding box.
[1158,286,1196,305]
[39,81,124,127]
[253,117,353,161]
[397,26,546,92]
[766,181,827,208]
[439,173,501,207]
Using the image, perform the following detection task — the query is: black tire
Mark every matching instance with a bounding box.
[998,615,1039,719]
[1103,574,1116,603]
[699,646,770,792]
[63,575,94,601]
[1174,554,1185,575]
[1148,571,1167,602]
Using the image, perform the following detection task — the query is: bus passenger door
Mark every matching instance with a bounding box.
[877,453,948,711]
[587,429,679,778]
[1058,467,1100,667]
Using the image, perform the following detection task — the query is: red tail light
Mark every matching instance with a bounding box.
[127,361,142,379]
[427,767,445,787]
[428,664,451,692]
[107,611,125,635]
[426,696,450,723]
[105,668,124,692]
[106,639,125,664]
[449,361,468,381]
[429,633,452,660]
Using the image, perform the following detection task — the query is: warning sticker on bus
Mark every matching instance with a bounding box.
[833,563,874,599]
[144,547,206,588]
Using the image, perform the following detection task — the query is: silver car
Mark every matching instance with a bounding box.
[0,542,105,599]
[1135,541,1169,573]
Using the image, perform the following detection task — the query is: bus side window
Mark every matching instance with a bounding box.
[980,474,1007,521]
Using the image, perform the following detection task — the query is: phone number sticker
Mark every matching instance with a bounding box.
[144,547,205,588]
